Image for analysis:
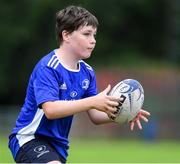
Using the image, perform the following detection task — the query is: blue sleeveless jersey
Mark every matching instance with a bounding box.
[8,50,98,160]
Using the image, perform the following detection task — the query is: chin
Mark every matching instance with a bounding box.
[81,53,91,59]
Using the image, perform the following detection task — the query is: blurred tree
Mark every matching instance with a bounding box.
[0,0,179,104]
[88,0,167,65]
[164,0,180,64]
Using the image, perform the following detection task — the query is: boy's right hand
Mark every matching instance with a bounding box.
[92,84,120,120]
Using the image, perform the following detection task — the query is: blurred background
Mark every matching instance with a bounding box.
[0,0,180,163]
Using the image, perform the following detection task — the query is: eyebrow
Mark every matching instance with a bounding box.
[84,29,97,34]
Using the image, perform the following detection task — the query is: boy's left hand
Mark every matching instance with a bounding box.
[129,109,151,131]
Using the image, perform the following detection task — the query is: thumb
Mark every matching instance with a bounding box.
[103,84,111,94]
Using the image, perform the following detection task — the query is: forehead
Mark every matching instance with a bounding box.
[77,25,97,33]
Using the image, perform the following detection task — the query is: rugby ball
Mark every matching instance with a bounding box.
[109,79,144,124]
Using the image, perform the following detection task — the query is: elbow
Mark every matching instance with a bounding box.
[93,122,101,125]
[44,111,54,120]
[42,102,56,120]
[90,118,102,125]
[43,108,55,120]
[88,110,104,125]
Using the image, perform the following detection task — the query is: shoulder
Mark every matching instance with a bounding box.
[79,60,94,72]
[39,50,59,70]
[33,50,61,73]
[79,60,96,79]
[32,50,60,78]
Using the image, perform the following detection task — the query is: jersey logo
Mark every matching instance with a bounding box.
[70,91,78,98]
[60,83,67,90]
[82,79,90,90]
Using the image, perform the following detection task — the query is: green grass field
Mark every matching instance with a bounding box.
[1,136,180,163]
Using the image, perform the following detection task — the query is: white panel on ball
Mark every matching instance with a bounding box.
[109,79,144,124]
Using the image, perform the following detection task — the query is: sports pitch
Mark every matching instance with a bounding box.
[1,137,180,163]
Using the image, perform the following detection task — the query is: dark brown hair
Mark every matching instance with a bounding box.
[55,5,98,45]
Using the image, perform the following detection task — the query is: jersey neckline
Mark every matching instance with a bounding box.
[54,49,81,72]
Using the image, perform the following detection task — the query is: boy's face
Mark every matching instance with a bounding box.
[67,25,97,59]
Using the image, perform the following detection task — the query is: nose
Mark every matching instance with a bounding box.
[90,36,96,44]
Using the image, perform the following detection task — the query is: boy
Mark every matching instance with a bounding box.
[9,5,150,163]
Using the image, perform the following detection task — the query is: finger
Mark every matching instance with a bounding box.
[140,109,151,116]
[131,114,139,122]
[108,106,117,113]
[113,109,119,114]
[103,84,111,94]
[107,100,119,107]
[136,119,142,130]
[139,114,148,122]
[130,121,134,131]
[108,96,121,102]
[107,112,116,121]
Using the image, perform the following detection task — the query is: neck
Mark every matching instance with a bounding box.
[55,48,79,70]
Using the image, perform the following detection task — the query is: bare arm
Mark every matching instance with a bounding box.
[87,108,151,130]
[87,109,113,125]
[42,85,119,119]
[42,97,94,119]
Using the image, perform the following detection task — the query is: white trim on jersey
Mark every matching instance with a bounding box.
[16,108,44,147]
[79,60,93,71]
[47,55,60,69]
[47,55,56,66]
[54,60,60,69]
[54,51,81,72]
[50,58,58,68]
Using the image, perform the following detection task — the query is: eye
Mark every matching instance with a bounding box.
[83,33,91,36]
[94,33,97,38]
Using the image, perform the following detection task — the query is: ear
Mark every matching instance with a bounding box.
[62,30,70,43]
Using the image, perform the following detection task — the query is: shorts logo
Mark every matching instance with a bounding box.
[82,79,89,90]
[34,145,50,158]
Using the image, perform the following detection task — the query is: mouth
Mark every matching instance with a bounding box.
[87,48,94,51]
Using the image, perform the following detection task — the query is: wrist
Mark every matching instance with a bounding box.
[87,95,96,109]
